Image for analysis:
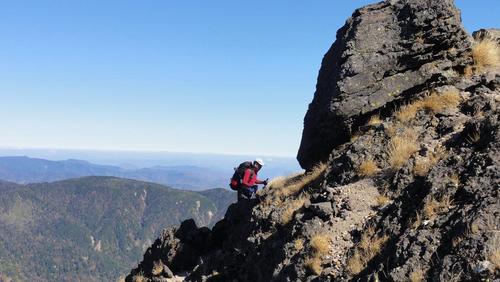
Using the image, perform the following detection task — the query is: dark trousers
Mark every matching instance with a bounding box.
[237,185,258,201]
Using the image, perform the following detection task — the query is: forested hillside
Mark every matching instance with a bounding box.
[0,177,234,281]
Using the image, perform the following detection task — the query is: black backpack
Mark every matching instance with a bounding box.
[229,161,253,190]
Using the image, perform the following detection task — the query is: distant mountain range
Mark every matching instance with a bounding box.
[0,176,235,281]
[0,156,230,190]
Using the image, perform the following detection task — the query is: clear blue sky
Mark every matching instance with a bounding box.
[0,1,498,157]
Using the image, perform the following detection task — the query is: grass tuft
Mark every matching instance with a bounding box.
[358,159,380,177]
[294,238,304,251]
[346,227,389,275]
[471,38,500,72]
[414,146,445,176]
[449,173,460,186]
[151,260,163,276]
[272,163,327,198]
[132,273,146,282]
[395,102,423,122]
[395,89,461,123]
[346,250,363,275]
[367,115,383,126]
[422,89,461,113]
[466,131,481,145]
[410,269,425,282]
[305,233,330,275]
[423,195,453,220]
[376,195,390,207]
[310,233,330,256]
[412,212,423,229]
[388,128,419,169]
[488,232,500,271]
[280,195,307,225]
[305,257,322,275]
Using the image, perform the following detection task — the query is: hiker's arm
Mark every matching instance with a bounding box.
[255,177,269,185]
[241,169,253,187]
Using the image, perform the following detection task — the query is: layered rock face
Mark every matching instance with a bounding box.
[127,0,499,281]
[297,0,470,169]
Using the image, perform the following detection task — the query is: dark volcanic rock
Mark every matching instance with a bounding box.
[297,0,470,169]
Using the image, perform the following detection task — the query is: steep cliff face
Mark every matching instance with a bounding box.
[127,0,499,281]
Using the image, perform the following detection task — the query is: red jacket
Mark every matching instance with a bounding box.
[241,168,264,187]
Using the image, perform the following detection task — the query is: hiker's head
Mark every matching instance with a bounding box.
[253,158,264,171]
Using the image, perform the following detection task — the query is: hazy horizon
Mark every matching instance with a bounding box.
[0,146,302,171]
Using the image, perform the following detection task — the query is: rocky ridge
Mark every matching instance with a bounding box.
[127,0,499,281]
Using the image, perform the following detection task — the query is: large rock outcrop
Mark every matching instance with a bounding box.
[297,0,470,169]
[127,0,499,281]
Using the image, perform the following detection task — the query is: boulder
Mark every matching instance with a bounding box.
[297,0,471,169]
[308,202,334,220]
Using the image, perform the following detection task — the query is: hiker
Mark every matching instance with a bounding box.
[230,159,268,201]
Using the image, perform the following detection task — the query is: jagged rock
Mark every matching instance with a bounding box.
[473,28,500,43]
[127,0,499,281]
[308,202,334,220]
[163,265,174,278]
[297,0,470,169]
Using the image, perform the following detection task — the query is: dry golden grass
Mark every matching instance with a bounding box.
[351,131,362,142]
[488,233,500,271]
[395,89,461,123]
[470,223,480,235]
[412,212,423,229]
[305,257,322,275]
[259,172,302,205]
[280,195,307,225]
[490,249,500,271]
[294,238,304,251]
[410,269,425,282]
[132,273,146,282]
[422,89,461,113]
[472,38,500,72]
[346,227,389,275]
[358,159,380,177]
[346,250,363,275]
[264,173,301,193]
[388,128,419,169]
[463,65,474,78]
[449,173,460,186]
[466,131,481,144]
[266,176,287,191]
[376,195,390,207]
[423,195,453,219]
[395,102,423,122]
[368,115,383,126]
[274,162,327,198]
[304,233,331,275]
[151,260,163,276]
[415,35,425,45]
[414,146,445,176]
[414,158,431,177]
[310,233,330,256]
[384,123,398,138]
[473,109,485,118]
[452,233,468,248]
